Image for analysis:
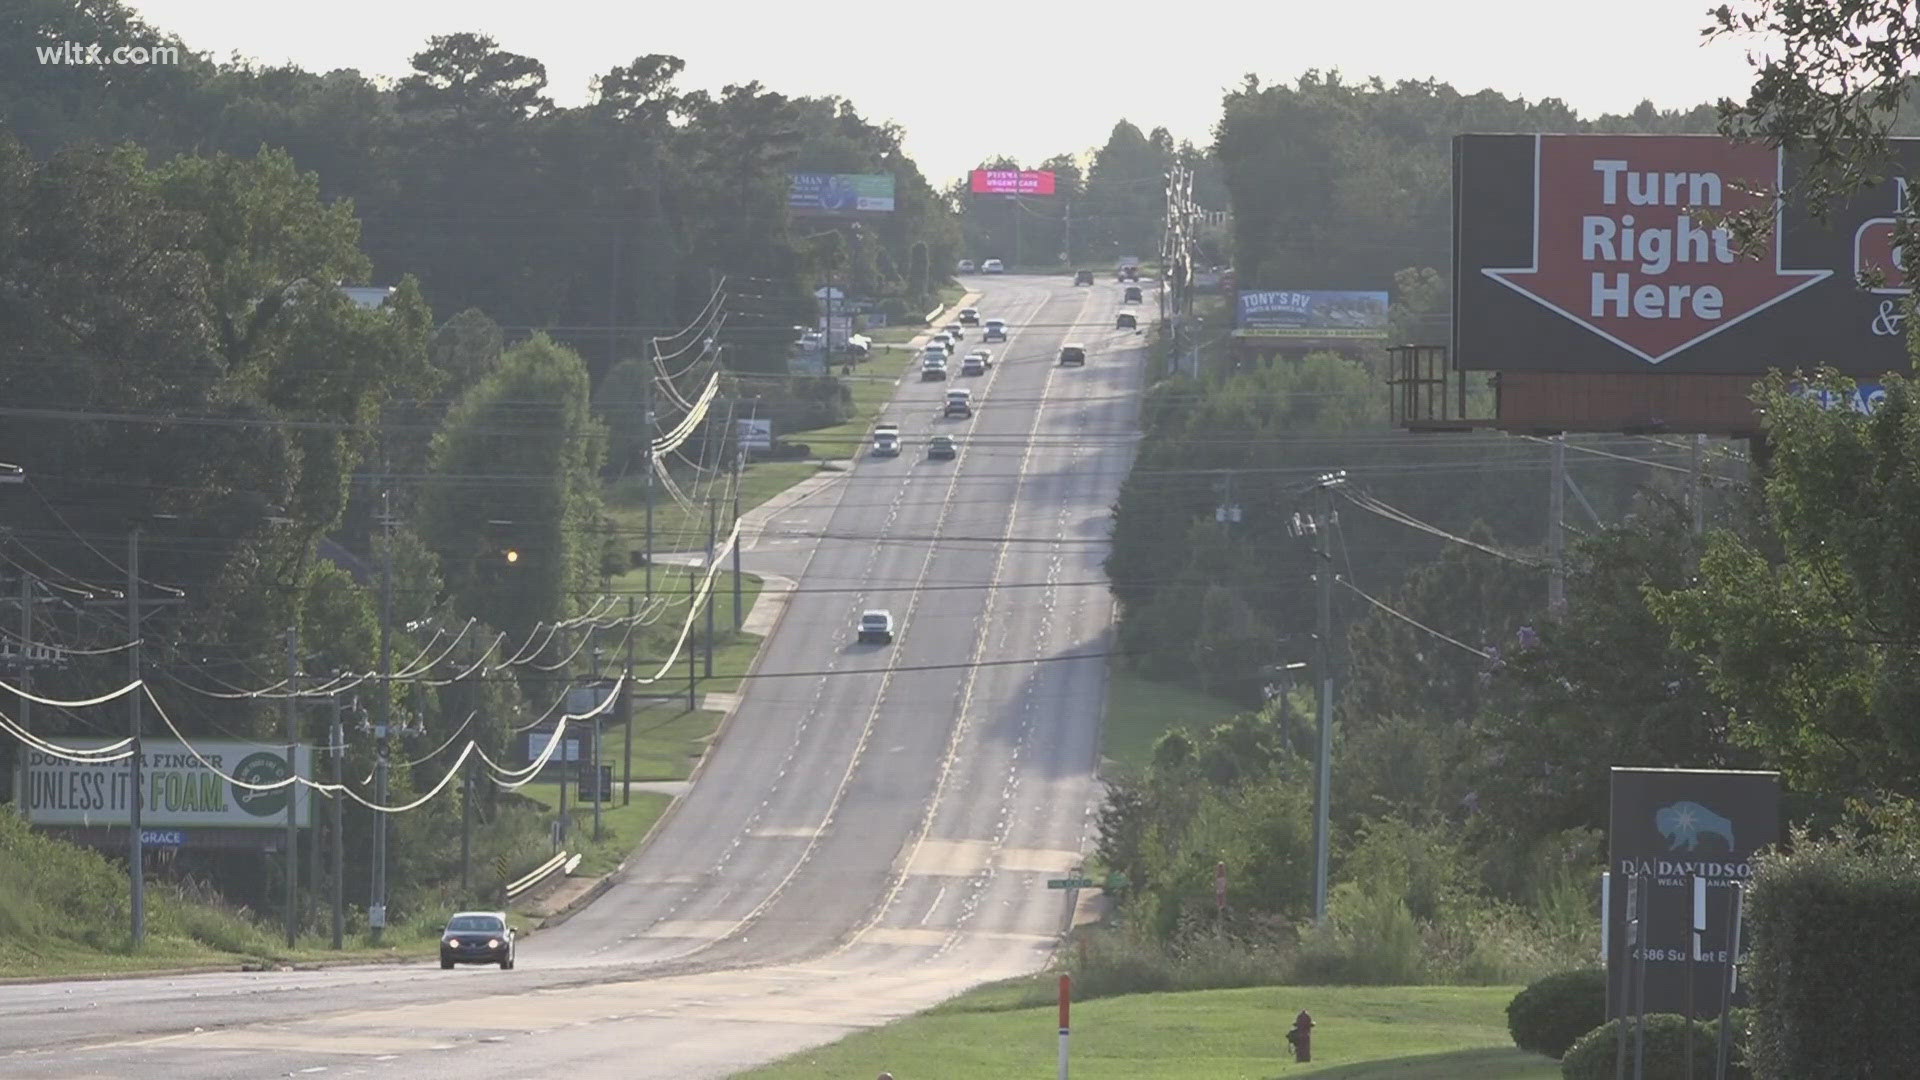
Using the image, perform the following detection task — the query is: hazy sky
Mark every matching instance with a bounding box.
[123,0,1763,188]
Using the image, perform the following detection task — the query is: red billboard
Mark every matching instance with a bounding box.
[1455,134,1918,375]
[970,169,1056,196]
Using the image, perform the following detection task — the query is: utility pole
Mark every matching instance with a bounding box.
[284,624,300,948]
[687,569,697,712]
[732,474,744,631]
[1548,436,1567,613]
[1013,195,1023,269]
[557,629,569,847]
[1064,197,1072,266]
[330,687,344,949]
[1692,434,1706,536]
[644,351,656,601]
[623,596,635,807]
[461,632,474,898]
[17,570,31,733]
[705,497,716,677]
[372,491,393,945]
[126,526,145,948]
[590,646,604,841]
[1295,471,1345,926]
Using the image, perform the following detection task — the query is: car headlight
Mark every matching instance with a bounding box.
[487,939,500,949]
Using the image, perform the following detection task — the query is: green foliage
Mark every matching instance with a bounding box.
[907,241,930,307]
[1506,969,1606,1059]
[1651,372,1920,803]
[420,333,606,640]
[1294,882,1425,984]
[1740,824,1920,1078]
[1559,1016,1722,1080]
[595,357,653,475]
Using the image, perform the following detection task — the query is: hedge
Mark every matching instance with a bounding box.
[1508,968,1606,1059]
[1561,1015,1724,1080]
[1742,830,1920,1077]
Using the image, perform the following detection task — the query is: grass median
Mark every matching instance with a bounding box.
[1101,667,1244,776]
[735,980,1554,1080]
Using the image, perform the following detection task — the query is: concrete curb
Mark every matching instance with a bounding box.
[0,951,429,986]
[533,861,627,932]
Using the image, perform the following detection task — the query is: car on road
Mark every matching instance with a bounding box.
[956,259,976,273]
[1124,285,1143,303]
[927,435,957,460]
[871,424,901,456]
[1058,343,1087,366]
[440,911,516,970]
[944,323,966,342]
[957,307,980,325]
[921,354,949,381]
[944,388,973,418]
[981,258,1005,274]
[961,349,990,376]
[857,609,895,644]
[983,319,1007,342]
[931,331,956,353]
[1115,311,1138,330]
[1118,262,1141,281]
[1073,269,1095,286]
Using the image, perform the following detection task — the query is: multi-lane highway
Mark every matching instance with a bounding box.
[0,273,1152,1079]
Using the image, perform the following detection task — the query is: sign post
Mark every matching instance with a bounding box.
[1606,768,1779,1020]
[1058,973,1071,1080]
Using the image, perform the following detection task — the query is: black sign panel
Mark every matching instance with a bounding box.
[1456,134,1918,375]
[1607,767,1780,1018]
[576,764,615,803]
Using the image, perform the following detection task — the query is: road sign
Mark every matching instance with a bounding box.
[1047,877,1096,889]
[492,855,510,880]
[577,764,615,803]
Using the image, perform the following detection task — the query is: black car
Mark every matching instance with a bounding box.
[1124,285,1143,303]
[958,307,980,325]
[1073,270,1095,286]
[1115,311,1138,330]
[440,911,516,969]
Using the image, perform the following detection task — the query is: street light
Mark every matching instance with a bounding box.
[1292,471,1346,925]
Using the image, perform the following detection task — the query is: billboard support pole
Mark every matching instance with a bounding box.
[623,596,635,807]
[17,571,31,733]
[284,624,299,948]
[1549,436,1566,612]
[127,526,145,949]
[733,464,744,631]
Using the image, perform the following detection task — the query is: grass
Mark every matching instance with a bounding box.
[506,782,674,879]
[735,980,1555,1079]
[1101,668,1246,776]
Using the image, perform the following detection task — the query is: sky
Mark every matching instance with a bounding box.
[122,0,1764,189]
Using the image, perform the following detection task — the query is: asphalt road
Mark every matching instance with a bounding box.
[0,273,1153,1079]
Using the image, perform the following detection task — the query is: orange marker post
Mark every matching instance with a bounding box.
[1058,973,1071,1079]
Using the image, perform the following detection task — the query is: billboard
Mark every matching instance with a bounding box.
[1456,134,1920,375]
[1233,290,1390,339]
[788,172,895,214]
[20,740,313,828]
[1607,768,1780,1018]
[970,169,1056,196]
[736,418,773,451]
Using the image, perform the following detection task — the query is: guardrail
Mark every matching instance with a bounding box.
[922,303,945,326]
[504,851,571,900]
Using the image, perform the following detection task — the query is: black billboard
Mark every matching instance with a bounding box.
[1455,134,1919,375]
[1607,767,1780,1019]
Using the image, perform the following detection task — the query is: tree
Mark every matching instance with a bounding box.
[396,33,552,121]
[594,357,652,476]
[419,333,606,641]
[907,240,930,306]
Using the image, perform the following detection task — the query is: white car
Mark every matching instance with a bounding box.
[944,389,973,418]
[956,259,976,273]
[981,258,1005,274]
[1058,343,1087,366]
[871,424,901,456]
[961,349,990,376]
[857,609,895,644]
[921,354,949,381]
[931,331,956,353]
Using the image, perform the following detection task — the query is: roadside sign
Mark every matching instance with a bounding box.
[1104,871,1129,890]
[492,855,510,880]
[139,829,185,847]
[1047,877,1096,889]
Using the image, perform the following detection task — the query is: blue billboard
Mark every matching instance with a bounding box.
[1234,290,1390,339]
[788,173,895,214]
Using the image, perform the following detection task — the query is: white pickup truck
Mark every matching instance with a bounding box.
[871,424,901,456]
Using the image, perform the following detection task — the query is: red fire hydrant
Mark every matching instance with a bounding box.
[1285,1010,1313,1062]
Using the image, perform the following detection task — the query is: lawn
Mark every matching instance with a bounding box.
[507,782,673,878]
[1101,668,1247,776]
[736,981,1555,1080]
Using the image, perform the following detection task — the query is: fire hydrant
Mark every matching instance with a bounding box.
[1285,1010,1313,1062]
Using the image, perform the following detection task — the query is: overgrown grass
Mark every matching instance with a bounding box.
[735,979,1555,1079]
[1101,668,1244,776]
[0,807,438,979]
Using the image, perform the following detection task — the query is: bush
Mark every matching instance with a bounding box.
[1508,968,1607,1059]
[1066,920,1294,1001]
[1742,827,1920,1078]
[1293,883,1425,984]
[1560,1015,1721,1080]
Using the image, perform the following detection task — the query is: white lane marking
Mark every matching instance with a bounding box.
[920,885,947,925]
[833,280,1099,955]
